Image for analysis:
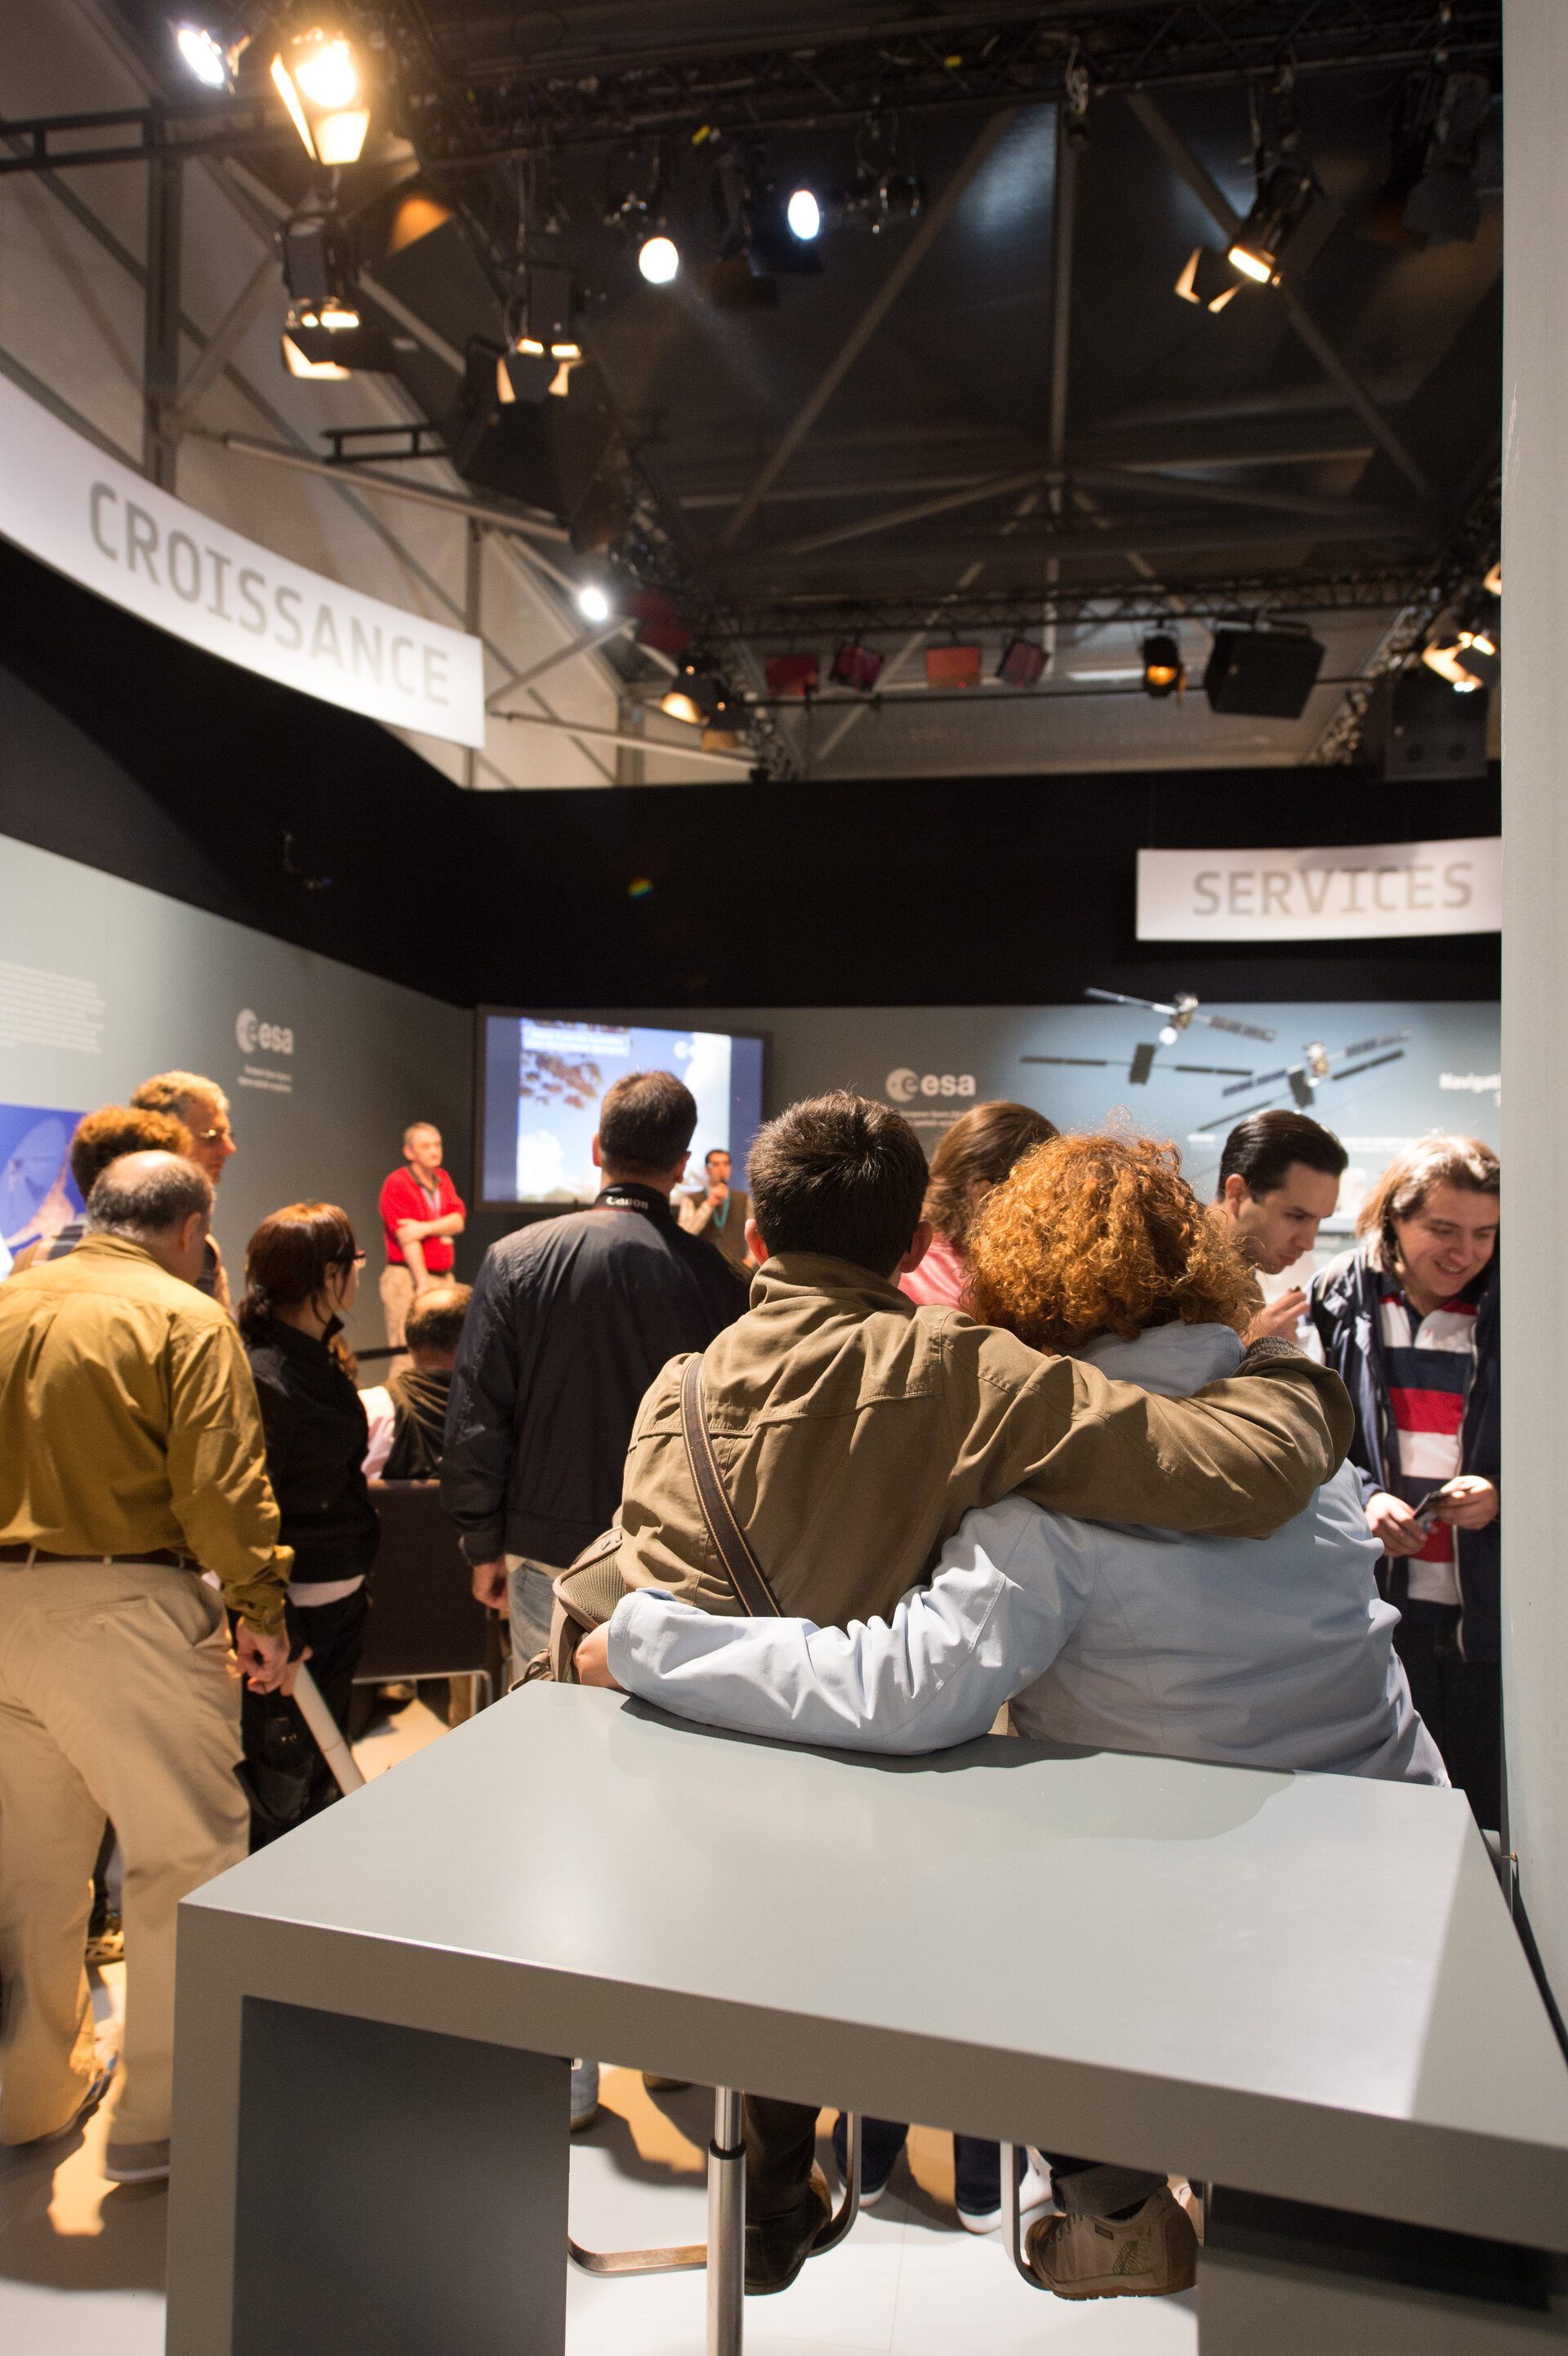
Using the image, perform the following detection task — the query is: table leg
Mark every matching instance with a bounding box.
[228,1996,568,2356]
[707,2087,746,2356]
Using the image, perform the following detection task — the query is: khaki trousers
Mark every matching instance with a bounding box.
[0,1559,249,2145]
[380,1263,415,1349]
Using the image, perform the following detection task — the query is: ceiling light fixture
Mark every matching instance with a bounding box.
[998,639,1047,688]
[638,235,679,285]
[1226,164,1339,289]
[1141,633,1185,698]
[270,29,371,167]
[831,642,883,692]
[577,585,612,624]
[175,21,241,89]
[786,188,822,241]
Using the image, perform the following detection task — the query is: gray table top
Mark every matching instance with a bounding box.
[183,1685,1568,2248]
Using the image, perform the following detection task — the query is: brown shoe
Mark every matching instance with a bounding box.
[744,2167,831,2296]
[1026,2187,1197,2300]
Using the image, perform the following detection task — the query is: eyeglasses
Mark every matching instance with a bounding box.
[192,1125,234,1145]
[350,1252,367,1268]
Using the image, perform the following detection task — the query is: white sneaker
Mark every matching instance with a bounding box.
[957,2156,1053,2235]
[1026,2187,1197,2299]
[570,2060,600,2131]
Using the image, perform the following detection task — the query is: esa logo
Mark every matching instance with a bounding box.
[236,1009,295,1056]
[885,1067,976,1102]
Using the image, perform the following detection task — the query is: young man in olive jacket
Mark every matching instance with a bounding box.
[568,1092,1352,2293]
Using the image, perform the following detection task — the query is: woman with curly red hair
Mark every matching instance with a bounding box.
[598,1129,1444,2302]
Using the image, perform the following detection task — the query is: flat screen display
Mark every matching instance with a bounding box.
[477,1013,766,1208]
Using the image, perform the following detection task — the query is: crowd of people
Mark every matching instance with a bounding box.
[0,1056,1500,2307]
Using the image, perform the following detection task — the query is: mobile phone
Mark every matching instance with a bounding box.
[1410,1485,1454,1527]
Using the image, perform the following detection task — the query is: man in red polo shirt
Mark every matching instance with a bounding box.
[379,1124,466,1352]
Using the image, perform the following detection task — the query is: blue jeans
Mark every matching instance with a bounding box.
[831,2113,1013,2216]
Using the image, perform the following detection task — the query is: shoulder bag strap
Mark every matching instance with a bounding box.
[679,1352,783,1618]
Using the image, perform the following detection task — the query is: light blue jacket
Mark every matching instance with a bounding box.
[607,1321,1446,1786]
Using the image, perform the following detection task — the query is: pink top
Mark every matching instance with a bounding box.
[898,1231,971,1312]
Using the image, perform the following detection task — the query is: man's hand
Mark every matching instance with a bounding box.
[470,1556,510,1608]
[235,1621,292,1692]
[1366,1490,1430,1557]
[1244,1289,1307,1344]
[1432,1475,1499,1530]
[706,1179,729,1208]
[575,1623,624,1690]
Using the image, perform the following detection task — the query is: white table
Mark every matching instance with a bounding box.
[166,1684,1568,2354]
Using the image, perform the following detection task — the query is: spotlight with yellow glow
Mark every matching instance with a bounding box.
[1142,632,1185,699]
[271,29,371,167]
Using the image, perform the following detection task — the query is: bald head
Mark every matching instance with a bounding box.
[87,1151,213,1285]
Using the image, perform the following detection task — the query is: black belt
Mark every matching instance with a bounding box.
[0,1544,195,1568]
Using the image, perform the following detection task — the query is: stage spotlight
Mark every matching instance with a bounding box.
[271,29,371,167]
[577,585,612,624]
[1421,635,1487,693]
[1204,629,1325,718]
[175,22,234,89]
[998,639,1047,688]
[1227,164,1337,287]
[766,652,821,697]
[1484,559,1502,597]
[639,235,679,284]
[1142,633,1184,698]
[661,662,722,726]
[924,644,981,689]
[786,188,822,241]
[831,642,884,692]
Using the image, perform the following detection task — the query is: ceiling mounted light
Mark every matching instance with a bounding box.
[766,652,821,697]
[831,642,883,692]
[1484,559,1502,597]
[281,331,350,381]
[271,29,371,167]
[661,663,722,726]
[786,188,822,241]
[638,235,679,285]
[1227,164,1338,288]
[998,639,1047,688]
[577,585,612,624]
[1141,633,1185,698]
[175,21,240,90]
[924,644,981,690]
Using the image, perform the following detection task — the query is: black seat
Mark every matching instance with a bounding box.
[354,1480,492,1707]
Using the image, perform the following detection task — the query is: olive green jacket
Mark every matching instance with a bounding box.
[0,1234,291,1629]
[598,1252,1352,1632]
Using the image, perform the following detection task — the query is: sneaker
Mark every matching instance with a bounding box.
[957,2155,1053,2235]
[744,2167,831,2296]
[1026,2187,1197,2300]
[570,2060,599,2131]
[86,1911,125,1967]
[25,2053,118,2147]
[104,2137,171,2185]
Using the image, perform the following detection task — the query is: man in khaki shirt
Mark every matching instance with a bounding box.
[0,1151,292,2183]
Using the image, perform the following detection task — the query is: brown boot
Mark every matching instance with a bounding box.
[1026,2186,1197,2299]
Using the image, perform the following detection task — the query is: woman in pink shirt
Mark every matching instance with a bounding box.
[899,1099,1058,1312]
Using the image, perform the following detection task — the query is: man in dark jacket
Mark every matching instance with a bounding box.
[443,1069,747,1672]
[1310,1134,1499,1827]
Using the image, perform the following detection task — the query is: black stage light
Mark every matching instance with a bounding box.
[998,639,1047,688]
[1403,71,1490,247]
[447,337,611,519]
[1203,630,1325,719]
[832,643,884,692]
[282,304,402,376]
[1141,634,1184,698]
[1362,670,1488,782]
[498,264,582,404]
[1227,165,1338,287]
[279,214,354,308]
[661,662,723,727]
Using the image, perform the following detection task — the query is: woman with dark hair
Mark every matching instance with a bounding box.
[899,1099,1058,1311]
[1309,1133,1500,1827]
[236,1203,379,1841]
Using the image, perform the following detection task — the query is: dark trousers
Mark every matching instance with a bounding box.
[746,2099,1162,2225]
[237,1587,369,1848]
[1394,1605,1502,1832]
[830,2112,1013,2216]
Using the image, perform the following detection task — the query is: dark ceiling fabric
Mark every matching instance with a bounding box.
[0,535,1499,1012]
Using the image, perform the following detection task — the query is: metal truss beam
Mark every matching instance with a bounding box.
[0,96,296,176]
[724,568,1445,634]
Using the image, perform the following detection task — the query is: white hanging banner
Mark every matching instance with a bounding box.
[0,375,484,748]
[1137,836,1502,942]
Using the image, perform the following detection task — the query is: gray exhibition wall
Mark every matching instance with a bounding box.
[544,997,1503,1240]
[0,831,470,1358]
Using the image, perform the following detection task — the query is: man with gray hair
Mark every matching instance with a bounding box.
[0,1151,292,2184]
[131,1070,238,1308]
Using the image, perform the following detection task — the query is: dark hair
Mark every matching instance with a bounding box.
[598,1070,697,1178]
[923,1101,1059,1253]
[748,1092,929,1276]
[403,1281,473,1356]
[1356,1133,1499,1267]
[238,1201,359,1343]
[70,1103,193,1197]
[704,1147,730,1168]
[87,1154,212,1238]
[1218,1110,1348,1201]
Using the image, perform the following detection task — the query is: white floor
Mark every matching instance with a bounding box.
[0,1696,1199,2356]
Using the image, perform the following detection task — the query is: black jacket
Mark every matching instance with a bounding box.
[441,1183,749,1568]
[245,1317,380,1586]
[1308,1245,1500,1660]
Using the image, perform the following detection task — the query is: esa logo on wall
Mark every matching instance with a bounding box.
[885,1067,976,1102]
[236,1008,295,1056]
